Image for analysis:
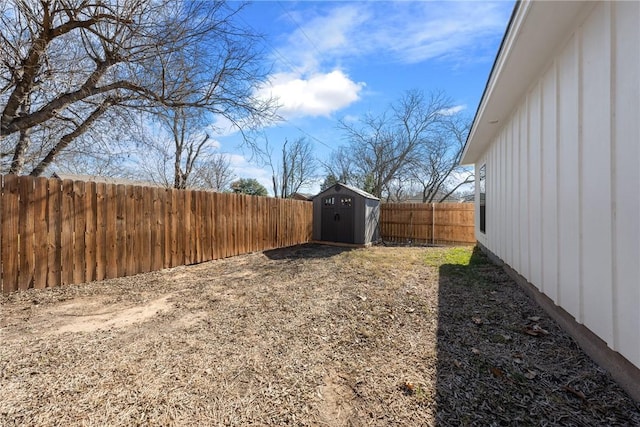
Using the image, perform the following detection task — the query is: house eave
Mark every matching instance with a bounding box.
[461,0,592,165]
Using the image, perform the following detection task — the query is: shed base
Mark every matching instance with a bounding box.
[310,240,373,248]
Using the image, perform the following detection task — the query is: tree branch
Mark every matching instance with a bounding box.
[29,98,115,176]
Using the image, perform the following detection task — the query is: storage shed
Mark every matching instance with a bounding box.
[312,183,379,246]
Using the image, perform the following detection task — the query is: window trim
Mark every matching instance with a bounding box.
[479,163,486,234]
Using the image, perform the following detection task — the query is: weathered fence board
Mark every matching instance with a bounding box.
[47,179,62,287]
[2,175,19,292]
[34,177,49,289]
[85,181,97,283]
[105,184,118,279]
[72,180,86,285]
[95,182,106,282]
[61,180,74,286]
[0,174,314,293]
[380,203,475,244]
[18,177,35,290]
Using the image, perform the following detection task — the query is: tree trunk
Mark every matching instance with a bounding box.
[30,99,113,176]
[9,128,31,175]
[8,101,32,174]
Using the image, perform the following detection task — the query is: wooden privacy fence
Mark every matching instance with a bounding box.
[0,174,312,293]
[380,202,475,245]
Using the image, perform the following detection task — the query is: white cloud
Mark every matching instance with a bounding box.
[386,3,509,65]
[274,2,509,68]
[258,2,509,120]
[251,5,372,120]
[260,70,365,119]
[341,114,360,123]
[439,105,467,116]
[282,5,371,73]
[204,138,222,150]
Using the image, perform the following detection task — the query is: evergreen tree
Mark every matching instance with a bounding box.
[230,178,269,196]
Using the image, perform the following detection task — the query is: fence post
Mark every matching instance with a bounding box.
[432,203,435,245]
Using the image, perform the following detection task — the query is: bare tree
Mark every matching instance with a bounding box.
[335,90,451,198]
[321,146,356,187]
[53,144,132,178]
[153,106,213,189]
[0,0,276,176]
[266,137,317,198]
[383,176,412,202]
[134,113,235,191]
[192,152,235,191]
[136,137,174,188]
[409,115,474,202]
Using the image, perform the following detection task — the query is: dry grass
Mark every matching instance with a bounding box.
[1,244,638,426]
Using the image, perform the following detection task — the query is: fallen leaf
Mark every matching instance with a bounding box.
[501,334,512,341]
[523,325,549,336]
[528,316,541,322]
[532,324,549,335]
[401,381,415,395]
[472,317,483,325]
[406,308,415,313]
[490,367,504,378]
[563,385,587,402]
[513,357,524,364]
[453,359,462,368]
[357,295,367,301]
[524,370,537,379]
[471,347,480,355]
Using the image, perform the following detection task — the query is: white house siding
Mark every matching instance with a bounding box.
[475,1,640,368]
[541,65,558,304]
[612,1,640,368]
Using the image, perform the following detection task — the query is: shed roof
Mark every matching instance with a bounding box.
[291,192,313,201]
[313,183,379,201]
[461,1,591,164]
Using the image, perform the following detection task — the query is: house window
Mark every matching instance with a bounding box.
[341,197,352,207]
[479,164,486,234]
[324,197,335,206]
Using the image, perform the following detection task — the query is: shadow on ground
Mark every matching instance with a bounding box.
[435,247,640,426]
[263,243,353,260]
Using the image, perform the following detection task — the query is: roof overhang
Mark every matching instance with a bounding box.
[313,183,380,201]
[461,1,592,165]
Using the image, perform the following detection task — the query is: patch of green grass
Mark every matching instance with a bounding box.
[344,247,430,268]
[423,247,474,267]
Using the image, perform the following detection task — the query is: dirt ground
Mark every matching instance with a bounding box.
[1,244,639,426]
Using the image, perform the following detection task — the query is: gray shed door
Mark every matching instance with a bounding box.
[321,195,354,243]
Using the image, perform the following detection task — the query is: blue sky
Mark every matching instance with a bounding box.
[212,1,514,194]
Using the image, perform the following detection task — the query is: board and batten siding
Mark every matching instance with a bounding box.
[475,1,640,368]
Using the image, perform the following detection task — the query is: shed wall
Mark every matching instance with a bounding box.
[312,185,379,245]
[475,1,640,368]
[353,196,365,244]
[364,199,380,244]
